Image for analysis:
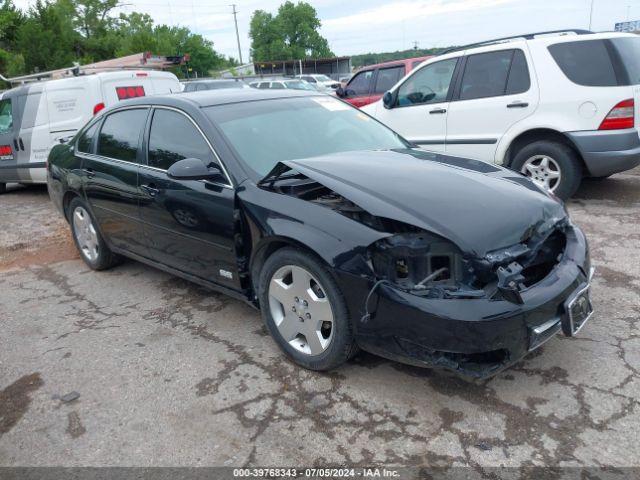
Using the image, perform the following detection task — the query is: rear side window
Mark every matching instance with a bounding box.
[374,66,404,93]
[77,122,99,153]
[183,83,196,92]
[346,70,373,95]
[97,109,148,162]
[549,40,617,86]
[459,50,513,100]
[550,37,640,86]
[0,99,12,134]
[147,109,216,171]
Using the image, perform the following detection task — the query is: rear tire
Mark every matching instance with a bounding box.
[68,197,120,271]
[259,247,357,371]
[0,183,5,194]
[511,140,582,200]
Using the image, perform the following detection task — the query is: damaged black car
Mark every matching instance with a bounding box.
[47,89,594,378]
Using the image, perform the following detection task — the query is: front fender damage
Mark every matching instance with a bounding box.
[253,163,576,378]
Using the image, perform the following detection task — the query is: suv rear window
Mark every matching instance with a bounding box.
[549,37,640,86]
[458,49,530,100]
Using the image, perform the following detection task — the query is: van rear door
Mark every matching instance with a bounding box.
[0,91,21,183]
[99,72,180,106]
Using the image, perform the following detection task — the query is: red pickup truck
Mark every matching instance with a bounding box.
[337,56,432,108]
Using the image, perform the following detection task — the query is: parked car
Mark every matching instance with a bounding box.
[296,74,340,90]
[249,79,317,91]
[182,79,250,92]
[0,70,181,194]
[363,30,640,199]
[336,56,432,108]
[47,89,593,378]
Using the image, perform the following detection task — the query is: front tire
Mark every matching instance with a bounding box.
[0,183,6,194]
[258,247,357,371]
[68,197,120,271]
[511,140,582,200]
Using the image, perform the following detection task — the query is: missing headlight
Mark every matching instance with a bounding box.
[371,232,468,292]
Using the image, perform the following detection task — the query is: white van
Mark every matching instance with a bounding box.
[0,70,181,193]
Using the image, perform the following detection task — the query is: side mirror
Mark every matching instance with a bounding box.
[383,91,394,109]
[167,158,222,181]
[336,86,345,97]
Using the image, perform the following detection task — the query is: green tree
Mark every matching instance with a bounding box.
[250,1,332,62]
[0,0,25,76]
[15,0,79,72]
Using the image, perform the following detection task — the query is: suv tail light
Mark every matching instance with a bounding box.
[93,102,105,115]
[599,99,635,130]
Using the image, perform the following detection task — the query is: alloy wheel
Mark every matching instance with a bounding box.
[268,264,334,356]
[73,206,99,262]
[520,155,561,192]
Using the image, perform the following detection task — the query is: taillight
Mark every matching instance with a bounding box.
[599,99,635,130]
[93,102,105,115]
[116,86,146,100]
[0,145,13,158]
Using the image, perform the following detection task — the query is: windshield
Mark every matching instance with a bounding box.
[205,96,408,179]
[315,75,332,82]
[284,80,315,91]
[0,99,13,134]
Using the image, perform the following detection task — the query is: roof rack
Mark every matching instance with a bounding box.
[1,52,188,85]
[439,29,593,56]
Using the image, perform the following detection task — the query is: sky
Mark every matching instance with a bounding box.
[11,0,639,63]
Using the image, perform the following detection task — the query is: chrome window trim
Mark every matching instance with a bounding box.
[79,104,234,190]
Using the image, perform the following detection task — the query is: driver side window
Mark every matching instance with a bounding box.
[346,70,373,96]
[396,58,458,106]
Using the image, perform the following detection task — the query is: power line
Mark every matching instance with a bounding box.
[231,4,243,64]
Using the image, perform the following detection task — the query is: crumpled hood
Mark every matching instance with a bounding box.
[282,149,567,257]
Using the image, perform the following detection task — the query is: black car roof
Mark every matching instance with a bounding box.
[120,89,325,110]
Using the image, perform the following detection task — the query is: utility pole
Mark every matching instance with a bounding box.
[412,41,419,51]
[231,4,243,65]
[588,0,594,30]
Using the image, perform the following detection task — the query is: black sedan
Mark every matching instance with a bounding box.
[47,89,594,378]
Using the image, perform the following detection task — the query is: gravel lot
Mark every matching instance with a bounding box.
[0,169,638,471]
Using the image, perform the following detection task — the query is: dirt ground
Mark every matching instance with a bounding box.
[0,170,638,473]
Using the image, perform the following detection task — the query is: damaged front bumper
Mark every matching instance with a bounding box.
[339,224,593,379]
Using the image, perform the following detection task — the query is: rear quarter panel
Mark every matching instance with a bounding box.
[47,142,84,218]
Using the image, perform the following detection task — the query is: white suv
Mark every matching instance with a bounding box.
[362,30,640,199]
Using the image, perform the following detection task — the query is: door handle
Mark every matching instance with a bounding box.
[141,184,160,197]
[83,168,95,178]
[18,138,24,150]
[507,101,529,108]
[429,108,447,114]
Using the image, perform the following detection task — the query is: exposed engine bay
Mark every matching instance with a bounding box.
[262,173,568,304]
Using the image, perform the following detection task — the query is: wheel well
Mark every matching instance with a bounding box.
[62,191,80,221]
[249,237,323,303]
[505,129,583,169]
